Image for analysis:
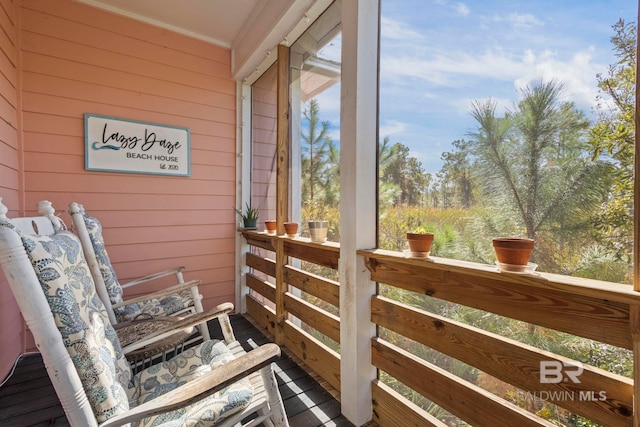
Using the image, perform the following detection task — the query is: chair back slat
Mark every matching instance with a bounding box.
[68,202,119,324]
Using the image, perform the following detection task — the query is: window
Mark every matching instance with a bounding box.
[291,1,342,244]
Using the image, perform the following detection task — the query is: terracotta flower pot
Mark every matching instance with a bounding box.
[406,232,434,254]
[492,237,534,266]
[264,220,276,234]
[284,222,298,237]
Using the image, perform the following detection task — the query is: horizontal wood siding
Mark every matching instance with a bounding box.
[0,0,22,380]
[17,0,237,310]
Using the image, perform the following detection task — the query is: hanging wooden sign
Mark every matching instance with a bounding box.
[84,114,190,176]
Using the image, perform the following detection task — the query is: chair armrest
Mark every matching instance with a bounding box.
[120,266,186,289]
[112,280,201,309]
[119,303,234,354]
[99,343,281,427]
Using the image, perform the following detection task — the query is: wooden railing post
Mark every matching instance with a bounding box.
[631,3,639,421]
[634,0,640,293]
[631,305,640,427]
[275,42,290,344]
[275,237,286,345]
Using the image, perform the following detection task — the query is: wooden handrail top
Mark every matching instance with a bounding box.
[240,229,340,249]
[359,248,640,305]
[242,230,640,305]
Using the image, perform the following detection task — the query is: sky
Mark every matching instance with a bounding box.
[313,0,636,174]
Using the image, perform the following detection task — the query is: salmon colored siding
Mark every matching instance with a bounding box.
[0,0,23,380]
[1,0,238,379]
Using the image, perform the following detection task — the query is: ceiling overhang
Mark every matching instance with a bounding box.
[75,0,334,83]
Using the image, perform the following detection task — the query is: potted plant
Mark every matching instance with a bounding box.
[234,202,259,229]
[492,237,534,266]
[264,220,276,234]
[284,222,298,237]
[308,220,328,243]
[406,226,434,254]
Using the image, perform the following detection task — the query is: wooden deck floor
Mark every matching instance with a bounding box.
[0,314,355,427]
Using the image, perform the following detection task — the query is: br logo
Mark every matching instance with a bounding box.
[540,361,583,384]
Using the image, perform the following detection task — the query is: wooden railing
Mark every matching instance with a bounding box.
[240,230,638,426]
[240,230,342,392]
[361,249,636,427]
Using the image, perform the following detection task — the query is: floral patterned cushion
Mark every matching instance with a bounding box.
[20,230,132,423]
[118,290,195,322]
[131,340,254,427]
[81,213,125,310]
[81,213,194,322]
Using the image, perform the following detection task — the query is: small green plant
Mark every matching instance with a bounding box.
[410,225,432,234]
[234,202,259,221]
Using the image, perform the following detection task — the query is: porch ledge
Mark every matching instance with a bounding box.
[358,248,640,306]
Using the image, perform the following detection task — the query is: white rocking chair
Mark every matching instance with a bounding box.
[64,201,212,342]
[0,197,289,427]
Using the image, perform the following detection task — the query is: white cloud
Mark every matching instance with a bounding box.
[513,47,604,111]
[381,48,529,86]
[380,120,408,139]
[507,12,544,29]
[456,3,470,16]
[381,16,424,40]
[483,12,544,29]
[381,45,605,112]
[311,86,341,118]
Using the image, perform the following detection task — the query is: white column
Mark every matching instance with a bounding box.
[339,0,379,425]
[236,81,252,314]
